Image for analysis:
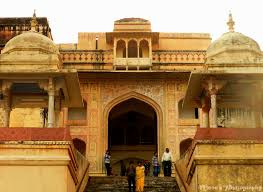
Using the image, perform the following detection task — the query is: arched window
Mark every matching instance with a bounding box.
[128,40,138,58]
[139,40,149,58]
[116,40,126,58]
[73,138,86,156]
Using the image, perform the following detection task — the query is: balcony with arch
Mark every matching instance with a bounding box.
[114,39,152,70]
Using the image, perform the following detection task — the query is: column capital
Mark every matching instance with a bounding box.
[38,78,56,95]
[48,78,55,92]
[202,77,226,95]
[1,80,12,95]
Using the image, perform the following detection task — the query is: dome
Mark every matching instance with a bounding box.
[1,31,59,55]
[206,31,261,59]
[206,13,263,66]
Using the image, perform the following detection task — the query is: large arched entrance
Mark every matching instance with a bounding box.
[108,98,157,175]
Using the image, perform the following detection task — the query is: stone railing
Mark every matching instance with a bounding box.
[60,49,206,70]
[60,50,113,64]
[113,58,152,70]
[75,150,89,192]
[152,50,206,64]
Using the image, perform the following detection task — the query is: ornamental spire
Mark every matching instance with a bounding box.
[227,11,235,32]
[30,10,38,32]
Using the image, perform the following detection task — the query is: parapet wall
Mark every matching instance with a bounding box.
[175,128,263,192]
[0,127,88,192]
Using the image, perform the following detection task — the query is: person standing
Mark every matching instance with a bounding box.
[143,160,150,176]
[126,161,136,192]
[120,160,126,176]
[104,150,111,176]
[161,148,172,176]
[136,161,145,192]
[152,152,159,177]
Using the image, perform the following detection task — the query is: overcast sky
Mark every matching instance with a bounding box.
[2,0,263,48]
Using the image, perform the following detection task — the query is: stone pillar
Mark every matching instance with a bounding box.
[2,88,11,127]
[137,41,140,58]
[149,39,152,59]
[203,77,225,128]
[3,106,11,127]
[125,40,128,58]
[210,93,217,128]
[47,79,55,128]
[113,40,117,59]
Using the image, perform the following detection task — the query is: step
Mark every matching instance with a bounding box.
[85,176,181,192]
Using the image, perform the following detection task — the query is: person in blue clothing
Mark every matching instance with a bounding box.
[152,152,160,177]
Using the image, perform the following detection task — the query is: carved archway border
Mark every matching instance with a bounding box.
[102,91,164,164]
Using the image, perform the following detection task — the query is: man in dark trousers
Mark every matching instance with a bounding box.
[126,161,136,192]
[161,148,172,176]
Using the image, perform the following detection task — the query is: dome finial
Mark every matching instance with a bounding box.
[30,10,38,32]
[227,11,235,32]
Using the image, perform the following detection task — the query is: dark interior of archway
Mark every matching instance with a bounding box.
[108,98,157,147]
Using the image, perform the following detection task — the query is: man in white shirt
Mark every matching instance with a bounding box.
[161,148,172,176]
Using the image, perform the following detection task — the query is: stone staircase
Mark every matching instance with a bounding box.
[85,176,181,192]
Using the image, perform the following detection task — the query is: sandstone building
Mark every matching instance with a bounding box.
[0,12,263,192]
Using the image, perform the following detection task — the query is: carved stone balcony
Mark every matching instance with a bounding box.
[113,58,152,70]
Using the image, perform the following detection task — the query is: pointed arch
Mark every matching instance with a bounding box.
[102,91,164,164]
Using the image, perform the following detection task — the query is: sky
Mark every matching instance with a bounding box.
[1,0,263,48]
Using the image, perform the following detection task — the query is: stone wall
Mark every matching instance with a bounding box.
[9,108,43,127]
[69,78,197,174]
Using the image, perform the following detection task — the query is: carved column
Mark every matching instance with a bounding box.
[47,78,55,128]
[210,93,217,128]
[113,40,117,59]
[125,40,128,58]
[149,39,152,59]
[1,81,12,127]
[203,77,225,128]
[3,91,11,127]
[137,40,140,58]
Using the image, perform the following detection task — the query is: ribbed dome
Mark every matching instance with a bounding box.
[207,31,261,59]
[1,31,58,54]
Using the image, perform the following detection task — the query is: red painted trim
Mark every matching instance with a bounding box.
[0,127,71,141]
[194,128,263,140]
